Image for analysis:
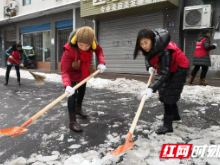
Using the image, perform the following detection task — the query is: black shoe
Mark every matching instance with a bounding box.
[155,125,173,135]
[18,82,21,85]
[4,82,8,86]
[156,115,173,135]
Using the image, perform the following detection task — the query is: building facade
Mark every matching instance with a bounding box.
[0,0,220,77]
[81,0,183,74]
[81,0,220,77]
[0,0,93,70]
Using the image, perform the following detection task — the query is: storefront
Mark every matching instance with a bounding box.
[81,0,182,74]
[17,8,93,70]
[21,23,51,69]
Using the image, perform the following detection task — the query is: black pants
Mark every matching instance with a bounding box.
[190,65,208,79]
[68,82,87,112]
[164,103,178,116]
[5,65,20,83]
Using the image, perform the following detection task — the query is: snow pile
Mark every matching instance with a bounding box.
[5,122,220,165]
[1,68,220,104]
[88,78,147,95]
[62,123,220,165]
[182,85,220,105]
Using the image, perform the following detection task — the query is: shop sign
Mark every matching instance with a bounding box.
[82,0,167,13]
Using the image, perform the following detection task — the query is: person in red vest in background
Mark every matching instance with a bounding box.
[61,26,106,133]
[4,43,24,86]
[133,28,189,135]
[188,28,217,85]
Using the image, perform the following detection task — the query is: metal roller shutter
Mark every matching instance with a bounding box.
[98,12,163,74]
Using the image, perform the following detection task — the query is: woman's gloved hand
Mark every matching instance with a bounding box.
[141,88,153,99]
[148,67,156,75]
[97,64,106,73]
[65,86,75,97]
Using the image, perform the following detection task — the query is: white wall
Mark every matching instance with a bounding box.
[0,0,5,20]
[0,0,79,19]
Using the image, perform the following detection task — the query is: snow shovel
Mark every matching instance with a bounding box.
[11,58,46,83]
[111,71,155,156]
[0,70,101,137]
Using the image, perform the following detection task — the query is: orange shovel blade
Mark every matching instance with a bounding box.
[111,132,135,156]
[0,126,28,137]
[111,142,135,156]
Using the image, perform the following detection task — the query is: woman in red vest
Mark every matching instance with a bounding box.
[4,43,24,85]
[134,28,189,135]
[61,26,106,133]
[188,29,217,85]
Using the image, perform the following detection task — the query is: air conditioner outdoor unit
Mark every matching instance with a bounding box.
[9,0,17,9]
[183,5,212,30]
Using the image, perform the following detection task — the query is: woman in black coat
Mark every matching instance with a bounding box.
[134,28,189,135]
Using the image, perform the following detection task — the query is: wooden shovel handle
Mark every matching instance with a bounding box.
[19,69,101,128]
[10,58,27,70]
[129,71,155,134]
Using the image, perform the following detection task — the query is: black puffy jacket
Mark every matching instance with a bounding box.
[146,29,189,104]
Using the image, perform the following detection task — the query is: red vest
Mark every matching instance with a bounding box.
[149,41,189,73]
[62,43,93,82]
[8,50,21,64]
[194,38,210,57]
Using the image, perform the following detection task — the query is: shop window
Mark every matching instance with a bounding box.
[23,31,50,62]
[23,0,31,6]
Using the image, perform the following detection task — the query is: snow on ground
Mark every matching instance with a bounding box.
[0,68,219,104]
[1,68,220,165]
[5,122,220,165]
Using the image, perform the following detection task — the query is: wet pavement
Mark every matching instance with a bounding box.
[0,75,220,164]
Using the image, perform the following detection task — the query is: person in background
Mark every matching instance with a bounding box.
[61,26,106,133]
[4,43,24,85]
[188,29,217,85]
[133,28,189,135]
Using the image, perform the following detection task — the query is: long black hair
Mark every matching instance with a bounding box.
[11,43,23,53]
[133,28,155,60]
